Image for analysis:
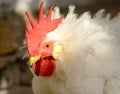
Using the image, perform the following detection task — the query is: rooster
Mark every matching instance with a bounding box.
[24,2,120,94]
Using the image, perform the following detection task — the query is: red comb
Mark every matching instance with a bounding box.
[25,2,62,56]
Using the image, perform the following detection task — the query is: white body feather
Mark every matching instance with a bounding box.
[32,6,120,94]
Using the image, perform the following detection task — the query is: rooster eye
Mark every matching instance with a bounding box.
[46,44,50,48]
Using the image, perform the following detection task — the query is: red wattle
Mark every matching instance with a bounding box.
[33,59,41,76]
[33,56,55,77]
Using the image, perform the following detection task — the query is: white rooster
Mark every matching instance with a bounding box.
[24,2,120,94]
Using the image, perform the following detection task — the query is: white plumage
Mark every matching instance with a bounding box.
[31,6,120,94]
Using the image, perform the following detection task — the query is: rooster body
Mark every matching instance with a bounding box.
[25,3,120,94]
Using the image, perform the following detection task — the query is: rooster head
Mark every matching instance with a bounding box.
[25,2,62,77]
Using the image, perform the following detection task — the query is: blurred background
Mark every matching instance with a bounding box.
[0,0,120,94]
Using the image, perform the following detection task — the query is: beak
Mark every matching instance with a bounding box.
[29,55,41,67]
[52,45,63,59]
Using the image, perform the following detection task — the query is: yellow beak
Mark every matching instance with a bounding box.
[29,55,41,67]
